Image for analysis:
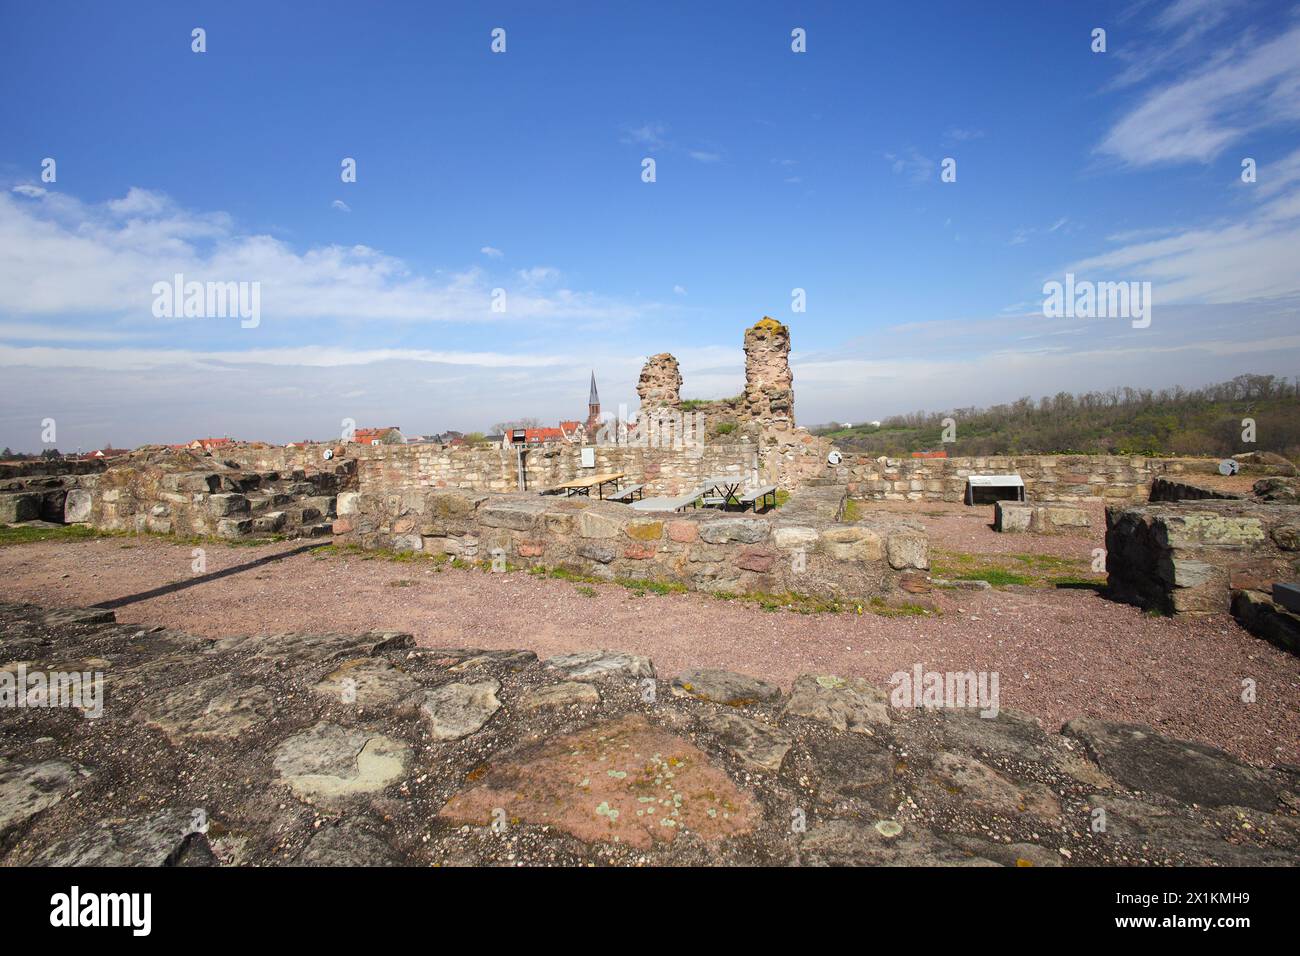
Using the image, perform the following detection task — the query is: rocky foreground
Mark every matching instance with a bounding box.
[0,601,1297,866]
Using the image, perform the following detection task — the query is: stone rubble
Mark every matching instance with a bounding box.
[1,601,1296,867]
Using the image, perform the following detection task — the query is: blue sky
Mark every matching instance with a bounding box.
[2,0,1299,450]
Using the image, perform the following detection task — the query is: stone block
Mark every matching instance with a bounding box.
[478,500,543,531]
[578,510,624,539]
[209,493,249,517]
[64,489,92,523]
[699,518,768,545]
[0,493,39,523]
[994,501,1033,533]
[886,532,929,570]
[217,518,253,538]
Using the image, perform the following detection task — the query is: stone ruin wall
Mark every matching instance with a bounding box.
[840,454,1228,504]
[83,450,352,539]
[1106,498,1299,615]
[332,486,930,602]
[207,441,757,499]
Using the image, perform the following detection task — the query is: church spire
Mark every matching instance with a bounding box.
[589,370,600,407]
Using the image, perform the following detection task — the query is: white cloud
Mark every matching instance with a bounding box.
[480,245,503,258]
[689,150,722,163]
[621,121,668,150]
[1097,22,1300,166]
[331,199,351,212]
[673,285,686,296]
[11,185,46,199]
[0,188,648,326]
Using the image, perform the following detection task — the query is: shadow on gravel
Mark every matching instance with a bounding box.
[91,542,328,610]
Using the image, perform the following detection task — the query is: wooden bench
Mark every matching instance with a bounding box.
[737,484,778,512]
[606,483,646,503]
[630,491,702,512]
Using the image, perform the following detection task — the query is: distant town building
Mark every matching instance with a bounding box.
[188,437,234,452]
[351,427,403,446]
[586,371,601,435]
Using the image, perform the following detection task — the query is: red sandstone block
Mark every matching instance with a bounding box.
[624,542,657,560]
[332,517,353,534]
[667,521,699,543]
[735,548,775,573]
[517,540,546,557]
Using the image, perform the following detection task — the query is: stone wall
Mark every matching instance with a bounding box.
[843,455,1226,503]
[1105,499,1300,614]
[333,488,930,601]
[216,441,762,499]
[87,450,350,539]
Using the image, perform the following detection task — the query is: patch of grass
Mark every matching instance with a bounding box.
[931,549,1106,589]
[620,578,689,597]
[575,585,597,598]
[388,579,415,588]
[774,489,791,508]
[0,524,107,547]
[842,498,862,522]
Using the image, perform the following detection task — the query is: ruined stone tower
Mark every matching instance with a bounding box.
[741,317,794,428]
[637,353,682,410]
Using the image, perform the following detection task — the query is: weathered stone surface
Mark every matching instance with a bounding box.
[134,674,273,743]
[273,722,410,800]
[772,525,819,549]
[1063,718,1282,811]
[478,500,544,531]
[820,525,883,561]
[519,681,600,711]
[1232,589,1300,654]
[637,353,683,410]
[1107,500,1299,615]
[248,630,414,667]
[578,510,624,539]
[3,600,1296,868]
[0,758,82,834]
[702,712,793,772]
[783,674,890,732]
[699,518,768,545]
[208,493,249,517]
[295,819,401,866]
[312,658,421,707]
[420,680,501,740]
[672,668,781,706]
[797,819,998,867]
[439,714,760,850]
[0,493,39,523]
[544,650,655,681]
[886,531,929,569]
[927,751,1061,820]
[33,810,216,866]
[63,489,93,523]
[337,491,360,515]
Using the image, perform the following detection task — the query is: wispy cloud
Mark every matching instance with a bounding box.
[0,187,649,327]
[1097,21,1300,166]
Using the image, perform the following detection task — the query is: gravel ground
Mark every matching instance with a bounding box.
[1,533,1297,767]
[857,499,1108,558]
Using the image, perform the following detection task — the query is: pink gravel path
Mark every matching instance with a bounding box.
[1,535,1297,767]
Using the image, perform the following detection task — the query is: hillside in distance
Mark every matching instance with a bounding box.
[813,374,1300,460]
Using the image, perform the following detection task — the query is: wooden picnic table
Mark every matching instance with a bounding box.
[550,472,627,499]
[701,475,745,508]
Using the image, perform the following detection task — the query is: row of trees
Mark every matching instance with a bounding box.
[815,374,1300,459]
